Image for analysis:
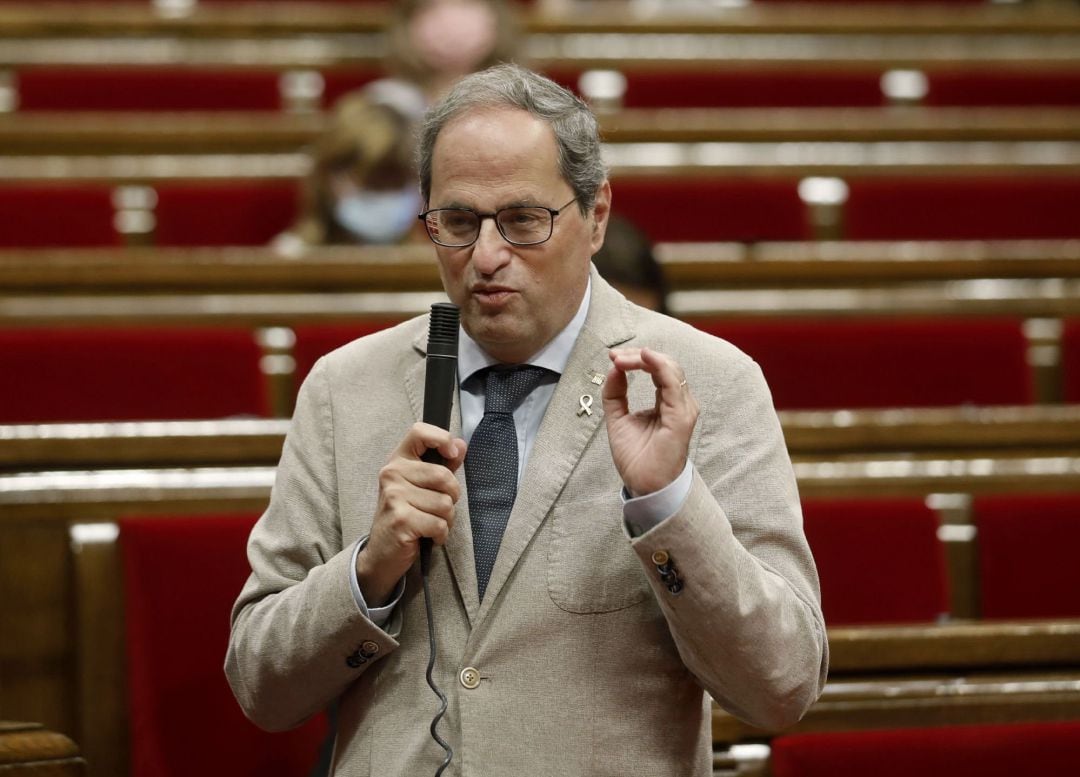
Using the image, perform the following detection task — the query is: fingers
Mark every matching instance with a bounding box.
[607,347,690,401]
[601,361,630,419]
[398,422,466,464]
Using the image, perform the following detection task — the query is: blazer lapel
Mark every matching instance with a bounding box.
[405,328,480,625]
[474,272,635,625]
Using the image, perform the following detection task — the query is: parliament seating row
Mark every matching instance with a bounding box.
[3,0,1070,32]
[4,174,1080,247]
[4,65,1080,112]
[0,316,1057,423]
[4,107,1080,158]
[6,239,1080,289]
[3,2,1077,71]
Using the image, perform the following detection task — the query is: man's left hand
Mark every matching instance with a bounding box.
[602,347,700,496]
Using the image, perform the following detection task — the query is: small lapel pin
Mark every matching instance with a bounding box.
[590,373,605,386]
[577,394,594,416]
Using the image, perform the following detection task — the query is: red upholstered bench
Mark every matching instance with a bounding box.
[926,70,1080,107]
[0,327,269,423]
[120,513,327,777]
[770,721,1080,777]
[973,493,1080,619]
[153,183,299,246]
[0,184,121,247]
[695,317,1033,410]
[14,68,287,112]
[1059,319,1080,403]
[12,65,387,112]
[802,498,949,626]
[844,177,1080,240]
[610,177,811,242]
[292,321,405,391]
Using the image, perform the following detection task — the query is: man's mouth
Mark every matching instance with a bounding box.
[470,285,517,306]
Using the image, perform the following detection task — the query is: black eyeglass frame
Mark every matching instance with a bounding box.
[418,196,580,248]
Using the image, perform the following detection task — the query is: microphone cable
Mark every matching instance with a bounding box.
[419,302,459,776]
[420,546,453,776]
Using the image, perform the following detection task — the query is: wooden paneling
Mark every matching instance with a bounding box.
[0,523,76,739]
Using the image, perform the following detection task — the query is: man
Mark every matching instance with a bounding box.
[227,64,827,776]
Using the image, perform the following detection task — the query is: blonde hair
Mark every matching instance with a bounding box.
[291,91,417,246]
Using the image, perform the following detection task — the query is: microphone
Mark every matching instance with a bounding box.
[420,302,460,574]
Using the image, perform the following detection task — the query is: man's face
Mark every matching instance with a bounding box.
[428,106,610,364]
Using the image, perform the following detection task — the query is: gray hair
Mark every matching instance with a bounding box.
[418,63,607,213]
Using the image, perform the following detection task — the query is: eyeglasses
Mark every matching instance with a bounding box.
[419,196,579,248]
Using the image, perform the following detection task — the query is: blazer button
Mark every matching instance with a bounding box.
[651,550,670,566]
[361,640,379,657]
[459,666,481,689]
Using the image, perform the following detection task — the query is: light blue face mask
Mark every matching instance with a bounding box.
[334,186,423,244]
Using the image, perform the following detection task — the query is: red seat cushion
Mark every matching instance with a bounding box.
[610,177,810,242]
[695,318,1033,410]
[802,498,949,625]
[16,67,284,111]
[927,71,1080,107]
[0,185,120,247]
[153,183,299,246]
[120,514,326,777]
[0,327,268,423]
[845,177,1080,240]
[973,493,1080,619]
[1058,318,1080,403]
[771,722,1080,777]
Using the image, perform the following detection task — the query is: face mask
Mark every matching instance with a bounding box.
[334,186,423,244]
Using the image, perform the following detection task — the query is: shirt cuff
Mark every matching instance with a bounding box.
[348,535,405,626]
[621,459,694,537]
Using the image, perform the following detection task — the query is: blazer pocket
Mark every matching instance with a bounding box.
[547,496,651,614]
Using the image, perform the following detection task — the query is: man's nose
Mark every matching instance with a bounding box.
[471,218,512,275]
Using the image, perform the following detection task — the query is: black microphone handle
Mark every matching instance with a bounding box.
[419,303,459,574]
[421,353,457,467]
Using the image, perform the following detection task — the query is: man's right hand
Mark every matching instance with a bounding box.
[355,422,467,606]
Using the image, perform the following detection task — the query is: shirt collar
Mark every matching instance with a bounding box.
[458,275,592,385]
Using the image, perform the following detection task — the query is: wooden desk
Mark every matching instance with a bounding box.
[3,1,1079,38]
[3,240,1080,291]
[5,405,1080,472]
[713,668,1080,744]
[5,241,1080,327]
[3,141,1079,182]
[4,108,1080,156]
[0,722,85,776]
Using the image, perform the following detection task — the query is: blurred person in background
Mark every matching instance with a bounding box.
[385,0,523,102]
[592,214,669,314]
[273,81,428,257]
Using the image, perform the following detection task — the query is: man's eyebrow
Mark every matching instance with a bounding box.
[434,198,540,212]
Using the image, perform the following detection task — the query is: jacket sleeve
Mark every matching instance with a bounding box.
[225,358,400,732]
[629,354,829,731]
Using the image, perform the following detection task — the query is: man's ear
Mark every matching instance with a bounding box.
[588,180,612,255]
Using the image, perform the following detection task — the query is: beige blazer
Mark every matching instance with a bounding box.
[227,270,827,777]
